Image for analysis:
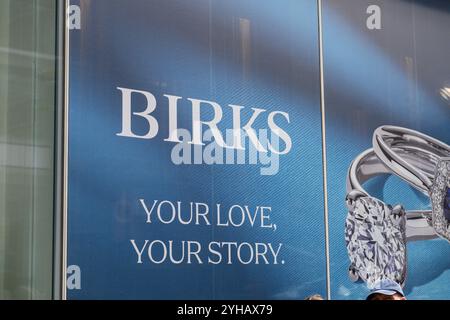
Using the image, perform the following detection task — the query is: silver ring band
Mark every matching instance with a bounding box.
[373,125,450,241]
[346,148,436,241]
[373,125,450,192]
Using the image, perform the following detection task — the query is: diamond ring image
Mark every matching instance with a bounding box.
[373,126,450,241]
[345,147,438,287]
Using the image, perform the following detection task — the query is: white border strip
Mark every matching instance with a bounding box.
[317,0,331,300]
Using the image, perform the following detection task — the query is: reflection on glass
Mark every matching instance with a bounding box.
[0,0,56,299]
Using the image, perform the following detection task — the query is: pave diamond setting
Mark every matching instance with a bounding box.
[430,158,450,241]
[445,188,450,221]
[345,196,407,287]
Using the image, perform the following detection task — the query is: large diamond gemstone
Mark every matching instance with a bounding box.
[430,158,450,240]
[345,196,406,287]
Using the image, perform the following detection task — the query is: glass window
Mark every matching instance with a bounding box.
[0,0,57,299]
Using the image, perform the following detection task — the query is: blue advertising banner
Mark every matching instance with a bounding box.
[67,0,326,299]
[67,0,450,300]
[323,0,450,299]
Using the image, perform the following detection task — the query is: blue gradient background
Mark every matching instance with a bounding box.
[67,0,326,299]
[323,0,450,299]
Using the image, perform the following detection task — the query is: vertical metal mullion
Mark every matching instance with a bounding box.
[317,0,331,301]
[53,0,68,300]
